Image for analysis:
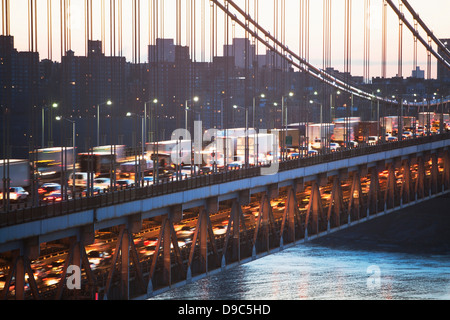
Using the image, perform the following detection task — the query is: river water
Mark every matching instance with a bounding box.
[150,195,450,300]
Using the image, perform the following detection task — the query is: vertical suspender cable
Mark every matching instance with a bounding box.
[398,1,403,78]
[382,0,387,78]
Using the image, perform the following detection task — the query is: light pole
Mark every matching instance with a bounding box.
[281,92,294,160]
[185,96,199,175]
[233,105,249,168]
[56,116,76,199]
[310,99,323,152]
[127,112,145,186]
[42,103,58,148]
[253,93,265,166]
[97,100,112,146]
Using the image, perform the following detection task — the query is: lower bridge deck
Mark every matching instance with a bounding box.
[1,153,449,299]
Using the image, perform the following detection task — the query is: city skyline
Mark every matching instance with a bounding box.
[2,0,449,79]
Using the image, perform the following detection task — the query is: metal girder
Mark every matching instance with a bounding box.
[348,171,364,223]
[223,199,252,264]
[187,208,220,278]
[385,163,397,210]
[148,215,185,292]
[443,150,450,190]
[367,166,380,216]
[305,180,325,237]
[400,159,413,206]
[0,251,40,300]
[252,194,277,256]
[415,156,426,200]
[280,187,301,246]
[327,175,345,229]
[104,226,145,300]
[430,153,439,195]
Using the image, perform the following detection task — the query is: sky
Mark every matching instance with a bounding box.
[2,0,450,79]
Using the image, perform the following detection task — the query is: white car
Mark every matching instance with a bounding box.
[329,143,340,151]
[93,178,111,190]
[0,187,29,202]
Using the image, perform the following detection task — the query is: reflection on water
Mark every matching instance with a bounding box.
[150,244,450,300]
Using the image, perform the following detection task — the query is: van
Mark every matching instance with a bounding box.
[68,172,88,187]
[367,136,378,145]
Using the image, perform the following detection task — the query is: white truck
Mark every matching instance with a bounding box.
[0,159,31,189]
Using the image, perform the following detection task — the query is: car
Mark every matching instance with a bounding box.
[329,143,340,151]
[82,186,106,197]
[38,183,61,198]
[116,179,135,188]
[68,172,89,188]
[387,136,398,142]
[42,192,72,203]
[93,178,111,190]
[0,187,29,202]
[311,138,322,150]
[308,150,318,156]
[367,136,378,145]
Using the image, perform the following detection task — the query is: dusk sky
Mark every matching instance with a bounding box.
[3,0,450,79]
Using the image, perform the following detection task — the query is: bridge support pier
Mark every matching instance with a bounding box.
[401,159,413,206]
[431,152,439,195]
[148,212,185,295]
[385,163,397,210]
[415,156,425,200]
[187,207,220,280]
[280,186,301,246]
[104,225,145,300]
[367,165,381,216]
[55,235,96,300]
[348,170,364,223]
[305,180,324,238]
[0,244,40,300]
[443,149,450,190]
[327,174,345,230]
[252,193,276,256]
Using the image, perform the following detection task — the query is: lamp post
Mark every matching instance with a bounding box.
[253,93,265,166]
[281,92,294,160]
[127,112,145,186]
[56,116,76,199]
[42,103,58,148]
[185,96,199,176]
[309,99,323,152]
[97,100,112,146]
[233,105,248,168]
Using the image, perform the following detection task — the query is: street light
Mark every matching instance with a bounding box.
[185,96,199,131]
[233,105,249,168]
[310,99,324,152]
[185,96,199,176]
[253,93,265,166]
[97,100,112,146]
[42,103,58,148]
[56,116,76,199]
[127,112,146,186]
[281,92,294,160]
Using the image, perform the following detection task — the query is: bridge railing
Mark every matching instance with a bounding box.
[1,132,449,228]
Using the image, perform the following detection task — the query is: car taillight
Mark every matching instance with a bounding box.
[38,188,45,193]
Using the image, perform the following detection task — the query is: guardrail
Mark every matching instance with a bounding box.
[1,132,449,227]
